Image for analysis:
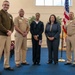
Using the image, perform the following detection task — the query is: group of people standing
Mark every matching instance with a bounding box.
[0,0,75,72]
[0,0,30,71]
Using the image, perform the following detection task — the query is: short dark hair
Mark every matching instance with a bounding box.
[3,0,9,3]
[19,9,24,12]
[35,13,40,16]
[49,14,57,24]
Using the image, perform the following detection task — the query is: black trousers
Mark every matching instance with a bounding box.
[32,39,41,64]
[47,38,59,63]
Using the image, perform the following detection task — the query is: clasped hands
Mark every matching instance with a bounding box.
[22,31,28,37]
[33,35,38,41]
[7,30,12,36]
[48,37,54,41]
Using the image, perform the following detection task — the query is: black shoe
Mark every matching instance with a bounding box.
[36,62,40,65]
[54,61,58,65]
[4,67,14,71]
[33,62,36,65]
[72,64,75,67]
[21,62,29,65]
[54,62,58,65]
[47,61,52,64]
[64,63,71,65]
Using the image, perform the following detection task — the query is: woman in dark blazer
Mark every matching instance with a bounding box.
[45,14,61,64]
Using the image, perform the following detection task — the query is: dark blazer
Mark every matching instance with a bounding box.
[45,22,61,39]
[30,21,44,40]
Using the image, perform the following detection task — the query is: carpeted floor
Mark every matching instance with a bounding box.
[0,48,75,75]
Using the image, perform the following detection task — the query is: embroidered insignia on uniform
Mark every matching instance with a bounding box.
[10,16,12,19]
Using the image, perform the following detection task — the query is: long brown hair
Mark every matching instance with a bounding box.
[48,14,57,24]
